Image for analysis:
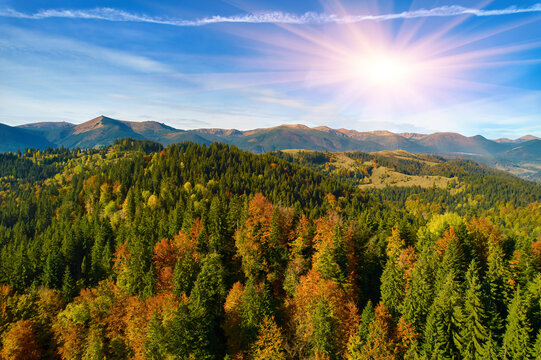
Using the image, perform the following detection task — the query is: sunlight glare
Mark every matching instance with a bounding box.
[352,52,414,90]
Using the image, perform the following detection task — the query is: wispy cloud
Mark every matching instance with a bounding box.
[1,4,540,27]
[0,26,171,73]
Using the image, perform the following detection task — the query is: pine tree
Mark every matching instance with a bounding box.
[42,248,64,289]
[240,277,272,348]
[502,288,532,360]
[360,303,396,360]
[145,312,167,360]
[173,247,199,297]
[186,253,227,359]
[61,266,77,301]
[401,252,434,331]
[486,243,510,338]
[380,257,405,318]
[482,333,500,360]
[208,196,230,255]
[422,271,462,359]
[312,298,338,359]
[456,260,488,360]
[532,330,541,360]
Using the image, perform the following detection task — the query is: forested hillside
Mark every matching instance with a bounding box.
[0,140,540,359]
[5,116,541,183]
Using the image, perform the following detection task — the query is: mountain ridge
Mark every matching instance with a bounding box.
[3,115,540,182]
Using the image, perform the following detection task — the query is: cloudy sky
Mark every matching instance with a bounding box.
[0,0,540,138]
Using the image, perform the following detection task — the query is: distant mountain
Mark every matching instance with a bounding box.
[416,132,506,156]
[0,123,53,153]
[502,139,541,159]
[19,121,75,143]
[202,124,382,153]
[494,135,540,144]
[3,115,540,182]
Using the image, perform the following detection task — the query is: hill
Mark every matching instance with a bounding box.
[0,141,540,359]
[3,115,540,182]
[0,123,53,152]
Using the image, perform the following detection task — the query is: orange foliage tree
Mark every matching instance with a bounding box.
[1,320,41,360]
[288,269,359,359]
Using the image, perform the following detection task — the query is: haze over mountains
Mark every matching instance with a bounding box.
[2,115,540,182]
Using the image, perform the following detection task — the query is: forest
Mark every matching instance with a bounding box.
[0,139,540,359]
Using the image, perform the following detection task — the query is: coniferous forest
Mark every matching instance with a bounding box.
[1,140,540,360]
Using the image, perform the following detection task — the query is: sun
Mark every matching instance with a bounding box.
[348,51,417,91]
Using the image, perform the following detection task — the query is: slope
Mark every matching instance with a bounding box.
[0,123,53,152]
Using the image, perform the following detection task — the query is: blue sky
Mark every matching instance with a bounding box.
[0,0,540,138]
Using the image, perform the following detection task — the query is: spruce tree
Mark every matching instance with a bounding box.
[486,243,509,338]
[482,333,500,360]
[402,252,434,331]
[502,288,532,360]
[456,260,488,360]
[347,300,374,360]
[312,298,337,359]
[380,257,405,318]
[61,266,77,301]
[240,277,272,348]
[422,271,462,359]
[145,312,167,360]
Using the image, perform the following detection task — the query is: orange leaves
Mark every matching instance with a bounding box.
[532,241,541,269]
[312,212,339,253]
[224,281,245,355]
[153,238,178,292]
[248,193,274,226]
[360,303,396,360]
[251,316,287,360]
[290,269,359,357]
[1,320,41,360]
[235,194,276,277]
[399,246,418,291]
[396,317,418,356]
[53,280,181,360]
[434,228,458,260]
[466,217,503,261]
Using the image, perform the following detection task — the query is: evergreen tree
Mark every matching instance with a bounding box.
[380,257,405,318]
[422,271,462,359]
[173,249,199,297]
[457,260,488,360]
[312,298,338,359]
[240,277,272,348]
[42,249,64,289]
[486,243,510,338]
[482,333,500,360]
[502,288,532,360]
[61,266,77,301]
[145,312,167,360]
[347,300,374,360]
[532,330,541,360]
[186,253,227,359]
[401,252,434,331]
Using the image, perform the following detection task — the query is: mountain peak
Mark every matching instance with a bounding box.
[274,124,310,130]
[520,135,540,141]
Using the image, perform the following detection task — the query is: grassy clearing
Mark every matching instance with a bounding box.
[358,165,455,189]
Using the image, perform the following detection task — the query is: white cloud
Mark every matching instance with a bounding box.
[1,4,540,27]
[0,26,171,73]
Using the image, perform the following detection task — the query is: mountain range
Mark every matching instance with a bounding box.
[2,115,540,182]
